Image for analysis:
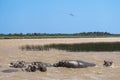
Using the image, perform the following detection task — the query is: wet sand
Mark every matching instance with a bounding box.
[0,38,120,80]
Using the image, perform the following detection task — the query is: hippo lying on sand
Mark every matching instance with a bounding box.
[10,61,52,68]
[32,62,52,67]
[103,60,113,67]
[25,62,52,72]
[10,61,51,72]
[10,61,26,68]
[53,60,96,68]
[23,63,47,72]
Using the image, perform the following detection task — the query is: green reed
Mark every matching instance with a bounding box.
[20,42,120,52]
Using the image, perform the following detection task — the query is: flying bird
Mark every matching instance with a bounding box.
[69,13,74,16]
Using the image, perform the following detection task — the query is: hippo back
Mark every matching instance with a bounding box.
[53,60,96,68]
[77,60,96,68]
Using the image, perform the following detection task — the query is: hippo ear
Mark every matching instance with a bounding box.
[104,60,106,63]
[111,61,113,64]
[10,62,13,65]
[103,60,107,65]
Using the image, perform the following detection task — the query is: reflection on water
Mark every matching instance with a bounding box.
[0,66,119,80]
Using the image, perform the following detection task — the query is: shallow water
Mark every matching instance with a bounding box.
[0,39,120,80]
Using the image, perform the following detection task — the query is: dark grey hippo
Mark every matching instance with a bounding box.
[23,62,47,72]
[31,62,52,67]
[29,62,51,72]
[103,60,113,67]
[53,60,96,68]
[23,64,37,72]
[10,61,26,68]
[10,61,49,72]
[10,61,52,68]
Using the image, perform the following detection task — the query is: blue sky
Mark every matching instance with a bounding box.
[0,0,120,34]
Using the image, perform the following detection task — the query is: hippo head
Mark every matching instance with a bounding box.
[53,61,65,67]
[103,60,113,67]
[10,61,17,67]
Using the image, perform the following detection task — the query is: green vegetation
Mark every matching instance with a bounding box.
[0,32,120,39]
[20,42,120,52]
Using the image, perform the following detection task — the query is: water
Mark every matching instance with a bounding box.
[0,39,120,80]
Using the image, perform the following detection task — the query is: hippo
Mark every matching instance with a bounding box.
[23,64,37,72]
[23,63,47,72]
[30,62,50,72]
[31,62,52,67]
[10,61,52,68]
[10,61,26,68]
[103,60,113,67]
[53,60,96,68]
[10,61,49,72]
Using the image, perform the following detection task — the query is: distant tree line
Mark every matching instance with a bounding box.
[0,32,113,36]
[0,32,120,39]
[73,32,112,36]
